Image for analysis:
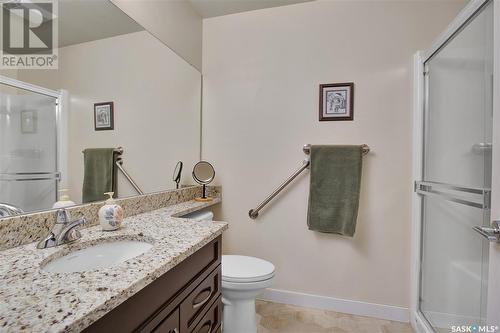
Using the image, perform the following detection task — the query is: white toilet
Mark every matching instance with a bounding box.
[221,255,275,333]
[180,210,275,333]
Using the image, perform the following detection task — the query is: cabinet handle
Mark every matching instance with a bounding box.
[193,286,213,309]
[198,320,212,333]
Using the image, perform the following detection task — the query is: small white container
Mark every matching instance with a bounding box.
[52,189,76,209]
[98,192,123,231]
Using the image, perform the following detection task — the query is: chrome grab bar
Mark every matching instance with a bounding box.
[113,147,144,195]
[415,181,490,209]
[249,144,370,219]
[249,159,310,219]
[116,158,144,195]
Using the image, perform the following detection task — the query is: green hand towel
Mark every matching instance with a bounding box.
[82,148,118,203]
[307,145,363,236]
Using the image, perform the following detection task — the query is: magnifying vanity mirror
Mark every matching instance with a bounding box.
[173,162,183,189]
[0,0,202,218]
[192,161,215,202]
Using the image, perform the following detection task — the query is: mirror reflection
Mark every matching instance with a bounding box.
[0,0,201,217]
[192,161,215,185]
[192,161,215,201]
[172,161,183,189]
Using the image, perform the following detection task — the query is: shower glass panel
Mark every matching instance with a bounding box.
[0,83,59,214]
[419,1,493,332]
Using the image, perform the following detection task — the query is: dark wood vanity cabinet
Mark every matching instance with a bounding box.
[152,308,179,333]
[83,236,222,333]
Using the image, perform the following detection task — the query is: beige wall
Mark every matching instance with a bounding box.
[202,0,465,308]
[19,31,201,203]
[112,0,203,71]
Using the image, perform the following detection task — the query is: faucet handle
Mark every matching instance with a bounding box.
[38,211,85,249]
[55,209,70,224]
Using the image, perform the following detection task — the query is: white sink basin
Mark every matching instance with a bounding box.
[42,240,153,273]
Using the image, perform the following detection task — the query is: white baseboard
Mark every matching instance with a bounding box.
[259,288,410,323]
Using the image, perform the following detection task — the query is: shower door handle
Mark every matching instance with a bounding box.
[472,143,492,152]
[473,220,500,242]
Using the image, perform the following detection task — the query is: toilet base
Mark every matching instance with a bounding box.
[222,297,257,333]
[221,278,273,333]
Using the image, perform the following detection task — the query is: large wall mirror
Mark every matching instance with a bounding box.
[0,0,201,217]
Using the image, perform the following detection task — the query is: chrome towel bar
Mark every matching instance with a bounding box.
[302,144,370,156]
[248,144,370,219]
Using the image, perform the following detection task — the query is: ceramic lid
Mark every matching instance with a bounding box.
[222,255,275,283]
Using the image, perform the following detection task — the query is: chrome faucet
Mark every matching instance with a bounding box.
[0,203,24,218]
[37,209,86,249]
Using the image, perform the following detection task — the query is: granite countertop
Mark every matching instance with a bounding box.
[0,199,227,333]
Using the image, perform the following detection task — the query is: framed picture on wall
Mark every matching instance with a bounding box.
[319,83,354,121]
[20,110,38,134]
[94,102,114,130]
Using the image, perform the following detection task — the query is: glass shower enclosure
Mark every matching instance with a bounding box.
[0,76,61,216]
[415,1,493,332]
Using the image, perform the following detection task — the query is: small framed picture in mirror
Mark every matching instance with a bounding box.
[20,110,37,134]
[94,102,114,130]
[319,83,354,121]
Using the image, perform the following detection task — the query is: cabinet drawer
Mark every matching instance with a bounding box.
[152,308,179,333]
[190,296,221,333]
[181,266,221,331]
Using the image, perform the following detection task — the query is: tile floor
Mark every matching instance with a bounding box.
[256,300,414,333]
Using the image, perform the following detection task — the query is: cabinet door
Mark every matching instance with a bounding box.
[152,308,179,333]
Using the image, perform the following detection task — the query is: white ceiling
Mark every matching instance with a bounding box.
[56,0,144,48]
[187,0,313,18]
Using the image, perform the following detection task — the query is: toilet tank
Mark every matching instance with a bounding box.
[180,210,214,222]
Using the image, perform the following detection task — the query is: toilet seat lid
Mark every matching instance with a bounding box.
[222,255,275,283]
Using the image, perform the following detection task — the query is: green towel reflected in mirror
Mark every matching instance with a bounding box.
[82,148,118,203]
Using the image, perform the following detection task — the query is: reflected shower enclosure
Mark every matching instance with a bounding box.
[0,78,63,216]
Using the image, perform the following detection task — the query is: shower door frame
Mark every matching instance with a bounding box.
[411,0,500,332]
[0,75,68,204]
